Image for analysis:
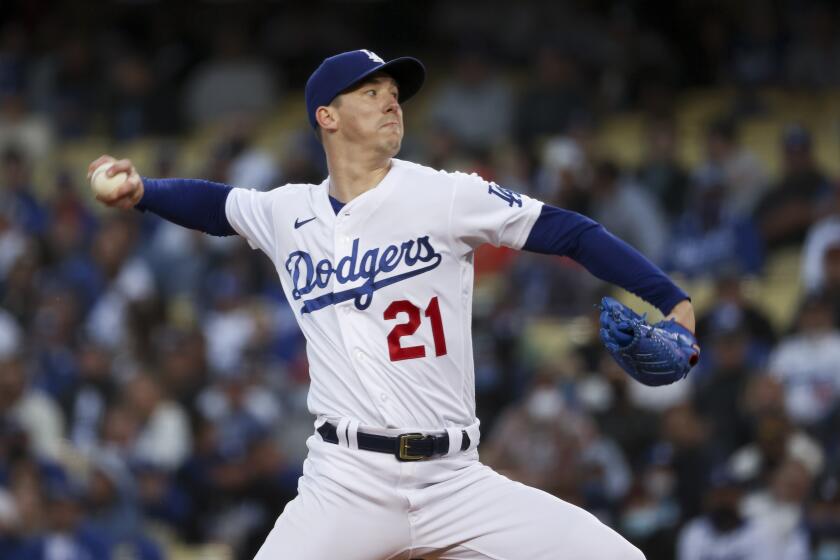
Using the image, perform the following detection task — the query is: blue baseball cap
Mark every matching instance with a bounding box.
[305,49,425,129]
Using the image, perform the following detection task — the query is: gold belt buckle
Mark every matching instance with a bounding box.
[398,433,426,461]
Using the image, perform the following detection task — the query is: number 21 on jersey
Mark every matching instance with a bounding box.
[383,296,447,362]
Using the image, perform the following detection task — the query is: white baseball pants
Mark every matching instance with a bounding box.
[254,430,645,560]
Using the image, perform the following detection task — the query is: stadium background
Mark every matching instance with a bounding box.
[1,0,840,558]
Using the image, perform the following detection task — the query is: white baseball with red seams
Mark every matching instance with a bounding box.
[90,162,128,197]
[226,158,646,559]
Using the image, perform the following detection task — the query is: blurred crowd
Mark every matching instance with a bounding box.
[3,1,840,559]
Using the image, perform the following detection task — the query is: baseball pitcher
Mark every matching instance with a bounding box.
[89,50,699,559]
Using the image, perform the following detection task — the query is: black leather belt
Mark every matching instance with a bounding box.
[317,422,471,462]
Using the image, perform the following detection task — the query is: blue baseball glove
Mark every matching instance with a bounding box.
[599,297,700,386]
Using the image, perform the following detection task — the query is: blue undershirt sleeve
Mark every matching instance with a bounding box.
[135,177,236,237]
[522,204,688,315]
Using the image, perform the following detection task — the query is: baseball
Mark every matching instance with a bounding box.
[90,162,128,197]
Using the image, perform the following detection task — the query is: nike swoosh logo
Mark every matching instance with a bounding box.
[294,217,317,229]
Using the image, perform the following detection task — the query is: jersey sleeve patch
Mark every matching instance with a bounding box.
[449,172,542,252]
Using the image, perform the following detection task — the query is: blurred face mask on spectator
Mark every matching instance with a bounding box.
[816,543,840,560]
[620,504,663,539]
[526,387,564,422]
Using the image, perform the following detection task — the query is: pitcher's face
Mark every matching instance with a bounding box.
[332,74,403,157]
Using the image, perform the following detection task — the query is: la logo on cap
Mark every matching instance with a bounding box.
[361,49,384,64]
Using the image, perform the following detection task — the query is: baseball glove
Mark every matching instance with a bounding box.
[599,297,700,386]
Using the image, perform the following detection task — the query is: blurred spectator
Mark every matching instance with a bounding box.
[483,375,630,508]
[754,124,832,254]
[785,4,840,88]
[0,241,40,327]
[820,243,840,328]
[85,451,166,560]
[801,186,840,322]
[6,458,49,541]
[196,369,282,462]
[143,146,212,302]
[106,51,180,140]
[40,34,97,138]
[691,323,754,457]
[1,147,47,236]
[16,478,111,560]
[428,48,514,151]
[686,15,730,86]
[183,26,280,127]
[210,121,280,190]
[676,469,778,560]
[536,136,591,213]
[85,451,138,541]
[0,23,27,100]
[153,327,209,414]
[0,307,21,361]
[767,293,840,429]
[620,446,682,560]
[698,116,769,216]
[695,275,777,358]
[0,92,51,163]
[135,460,192,539]
[808,471,840,559]
[177,411,292,556]
[730,6,784,87]
[30,285,82,400]
[664,165,764,278]
[659,403,715,521]
[0,485,20,557]
[0,352,64,462]
[277,132,327,186]
[0,203,26,282]
[589,160,667,263]
[62,340,116,456]
[513,45,587,150]
[45,171,97,265]
[588,351,659,469]
[85,216,157,351]
[741,458,812,560]
[202,268,258,376]
[729,407,824,493]
[123,373,192,471]
[97,404,140,465]
[636,116,690,222]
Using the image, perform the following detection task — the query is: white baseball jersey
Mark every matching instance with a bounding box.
[232,158,647,560]
[225,158,542,430]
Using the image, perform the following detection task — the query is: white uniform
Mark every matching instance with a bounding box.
[226,158,644,559]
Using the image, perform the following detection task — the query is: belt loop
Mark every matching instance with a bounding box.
[347,419,360,450]
[465,421,481,452]
[444,427,463,456]
[336,418,351,447]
